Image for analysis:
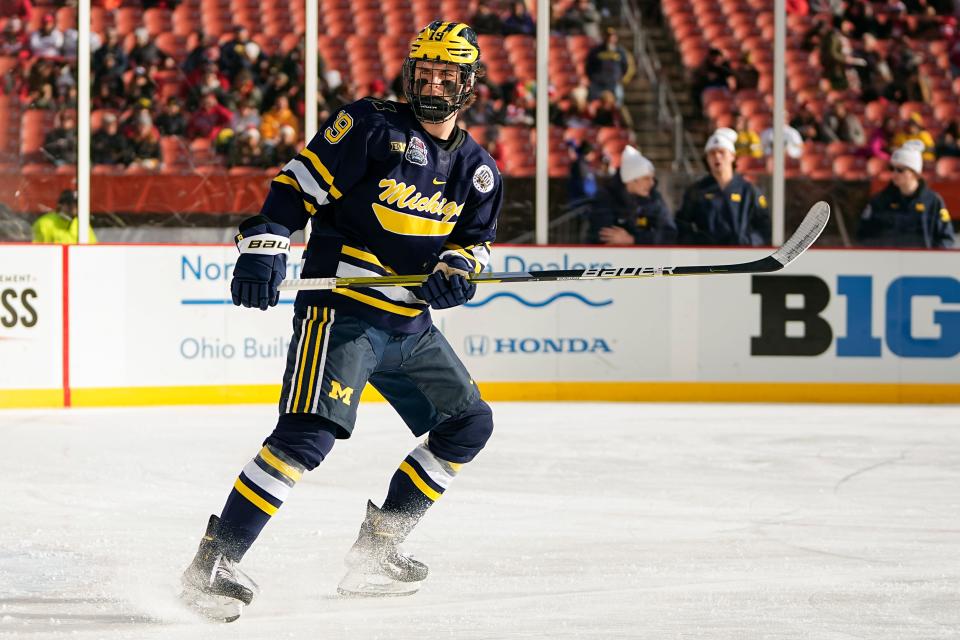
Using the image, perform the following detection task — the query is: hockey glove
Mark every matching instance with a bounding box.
[231,216,290,310]
[421,254,477,310]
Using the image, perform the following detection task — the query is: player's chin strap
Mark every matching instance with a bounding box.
[278,202,830,292]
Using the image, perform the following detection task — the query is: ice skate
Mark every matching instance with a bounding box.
[337,500,428,597]
[179,515,260,622]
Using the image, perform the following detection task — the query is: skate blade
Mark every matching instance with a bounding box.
[336,570,422,598]
[179,585,244,622]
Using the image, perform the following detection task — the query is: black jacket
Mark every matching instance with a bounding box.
[675,173,770,246]
[587,175,676,245]
[857,181,955,249]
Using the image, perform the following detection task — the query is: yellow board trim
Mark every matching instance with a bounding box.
[371,203,457,237]
[0,389,64,408]
[259,446,303,482]
[332,287,424,317]
[234,478,279,515]
[399,461,442,501]
[299,148,343,199]
[51,382,960,407]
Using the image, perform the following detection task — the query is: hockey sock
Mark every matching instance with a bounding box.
[216,444,307,560]
[380,441,461,533]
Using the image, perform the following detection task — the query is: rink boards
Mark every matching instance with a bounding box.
[1,243,958,407]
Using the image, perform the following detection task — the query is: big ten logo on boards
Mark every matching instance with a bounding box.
[751,275,960,358]
[1,274,38,329]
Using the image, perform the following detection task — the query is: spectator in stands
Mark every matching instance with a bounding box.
[470,4,503,35]
[227,127,271,168]
[734,113,762,158]
[270,124,298,164]
[183,33,217,78]
[893,112,935,160]
[843,0,879,39]
[0,17,27,57]
[822,101,866,145]
[129,27,171,70]
[865,116,897,160]
[675,128,771,246]
[42,110,77,165]
[585,28,635,105]
[566,139,600,203]
[461,82,497,126]
[556,0,602,40]
[189,62,230,109]
[28,13,63,59]
[761,120,804,159]
[128,112,161,169]
[589,89,630,127]
[230,69,263,110]
[262,70,294,112]
[232,99,261,133]
[155,96,187,136]
[790,102,825,142]
[92,76,126,110]
[853,34,892,102]
[884,38,929,103]
[127,66,157,105]
[935,118,960,157]
[92,112,131,165]
[732,52,759,92]
[818,18,864,92]
[588,146,676,245]
[857,141,955,248]
[186,90,233,139]
[690,48,735,106]
[92,52,126,100]
[503,0,535,36]
[27,81,56,110]
[219,25,253,82]
[260,94,299,144]
[94,27,127,77]
[32,190,96,244]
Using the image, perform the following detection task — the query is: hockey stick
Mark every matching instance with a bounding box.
[278,201,830,292]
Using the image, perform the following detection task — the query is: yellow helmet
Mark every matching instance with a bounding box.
[403,21,481,123]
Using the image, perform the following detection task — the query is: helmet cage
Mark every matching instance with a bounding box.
[402,58,476,124]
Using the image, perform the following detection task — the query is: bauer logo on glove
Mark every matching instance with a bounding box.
[231,215,290,311]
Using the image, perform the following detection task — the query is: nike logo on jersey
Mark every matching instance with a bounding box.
[432,178,446,185]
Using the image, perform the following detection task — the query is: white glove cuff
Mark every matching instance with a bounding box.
[237,234,291,255]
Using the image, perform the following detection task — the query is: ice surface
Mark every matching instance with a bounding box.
[1,402,958,639]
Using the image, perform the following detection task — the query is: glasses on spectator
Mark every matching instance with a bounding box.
[891,166,909,173]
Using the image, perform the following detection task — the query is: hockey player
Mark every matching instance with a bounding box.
[675,127,771,246]
[180,21,502,621]
[857,140,955,248]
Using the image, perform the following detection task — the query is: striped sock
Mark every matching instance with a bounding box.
[216,444,305,560]
[381,441,462,533]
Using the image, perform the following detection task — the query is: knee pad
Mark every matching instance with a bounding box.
[264,413,338,471]
[427,399,493,464]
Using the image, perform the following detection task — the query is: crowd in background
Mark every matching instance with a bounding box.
[0,0,635,172]
[688,0,960,169]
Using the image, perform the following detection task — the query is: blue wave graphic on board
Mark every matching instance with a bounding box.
[465,292,612,308]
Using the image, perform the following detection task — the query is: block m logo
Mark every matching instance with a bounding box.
[328,380,355,405]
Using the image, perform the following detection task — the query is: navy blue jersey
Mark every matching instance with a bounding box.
[260,98,503,333]
[675,173,770,246]
[857,181,955,249]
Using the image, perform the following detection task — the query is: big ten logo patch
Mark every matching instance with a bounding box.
[751,275,960,359]
[1,287,38,329]
[328,380,355,405]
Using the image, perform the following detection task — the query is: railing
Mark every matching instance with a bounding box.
[620,0,702,173]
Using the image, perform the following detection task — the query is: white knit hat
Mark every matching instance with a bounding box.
[704,127,737,154]
[620,145,655,183]
[890,139,924,175]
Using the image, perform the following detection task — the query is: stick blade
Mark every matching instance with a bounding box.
[771,201,830,268]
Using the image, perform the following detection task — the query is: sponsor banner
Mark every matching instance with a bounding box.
[69,245,306,388]
[0,245,62,397]
[0,243,953,403]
